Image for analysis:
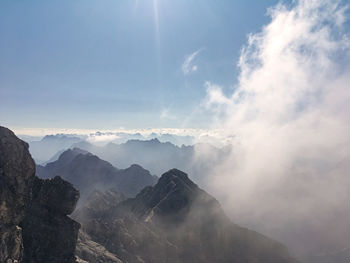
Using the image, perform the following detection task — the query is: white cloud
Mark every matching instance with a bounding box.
[86,133,119,144]
[203,81,231,110]
[182,48,204,75]
[11,126,223,142]
[201,0,350,259]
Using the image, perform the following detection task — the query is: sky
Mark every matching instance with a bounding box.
[0,0,281,132]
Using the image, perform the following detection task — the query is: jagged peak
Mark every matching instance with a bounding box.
[59,148,89,159]
[124,138,161,145]
[128,169,202,219]
[46,148,91,168]
[157,169,197,190]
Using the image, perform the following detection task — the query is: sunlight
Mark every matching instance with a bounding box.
[153,0,160,46]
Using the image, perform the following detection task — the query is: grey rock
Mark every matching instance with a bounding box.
[0,226,23,262]
[0,126,80,263]
[0,127,35,226]
[32,176,79,215]
[76,230,124,263]
[0,127,35,262]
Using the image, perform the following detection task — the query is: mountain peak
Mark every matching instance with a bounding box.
[127,163,145,171]
[150,138,160,143]
[58,148,89,161]
[43,148,91,173]
[37,147,157,200]
[128,169,204,221]
[78,167,299,263]
[157,168,196,190]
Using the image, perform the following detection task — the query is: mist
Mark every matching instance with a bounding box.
[199,0,350,260]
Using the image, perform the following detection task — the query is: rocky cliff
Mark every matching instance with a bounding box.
[0,126,80,263]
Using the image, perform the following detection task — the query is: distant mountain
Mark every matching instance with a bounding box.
[24,131,201,164]
[27,134,83,164]
[17,135,43,142]
[84,131,195,146]
[23,130,224,179]
[72,138,230,186]
[41,148,66,165]
[74,169,299,263]
[36,148,158,202]
[145,132,195,146]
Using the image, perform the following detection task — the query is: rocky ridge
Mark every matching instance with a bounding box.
[76,169,300,263]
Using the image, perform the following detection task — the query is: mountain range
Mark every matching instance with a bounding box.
[71,138,230,184]
[25,132,199,165]
[36,148,158,203]
[27,134,83,164]
[25,133,230,192]
[1,126,302,262]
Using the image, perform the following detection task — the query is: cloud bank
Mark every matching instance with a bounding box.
[202,0,350,260]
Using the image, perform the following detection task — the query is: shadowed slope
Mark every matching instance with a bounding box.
[77,169,299,263]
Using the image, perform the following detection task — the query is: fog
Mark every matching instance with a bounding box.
[198,0,350,261]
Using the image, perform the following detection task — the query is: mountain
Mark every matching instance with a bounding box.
[71,131,195,146]
[36,148,158,202]
[17,135,43,142]
[0,126,80,263]
[74,169,299,263]
[144,132,195,146]
[72,138,230,185]
[27,134,82,164]
[24,131,198,164]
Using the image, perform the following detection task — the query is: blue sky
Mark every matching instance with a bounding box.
[0,0,282,131]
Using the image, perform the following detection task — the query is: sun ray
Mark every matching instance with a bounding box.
[153,0,160,47]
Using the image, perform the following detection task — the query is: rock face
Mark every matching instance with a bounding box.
[77,169,300,263]
[0,126,35,262]
[0,127,35,225]
[21,176,80,263]
[76,230,124,263]
[0,126,80,263]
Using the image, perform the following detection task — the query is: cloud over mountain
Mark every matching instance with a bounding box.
[202,0,350,261]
